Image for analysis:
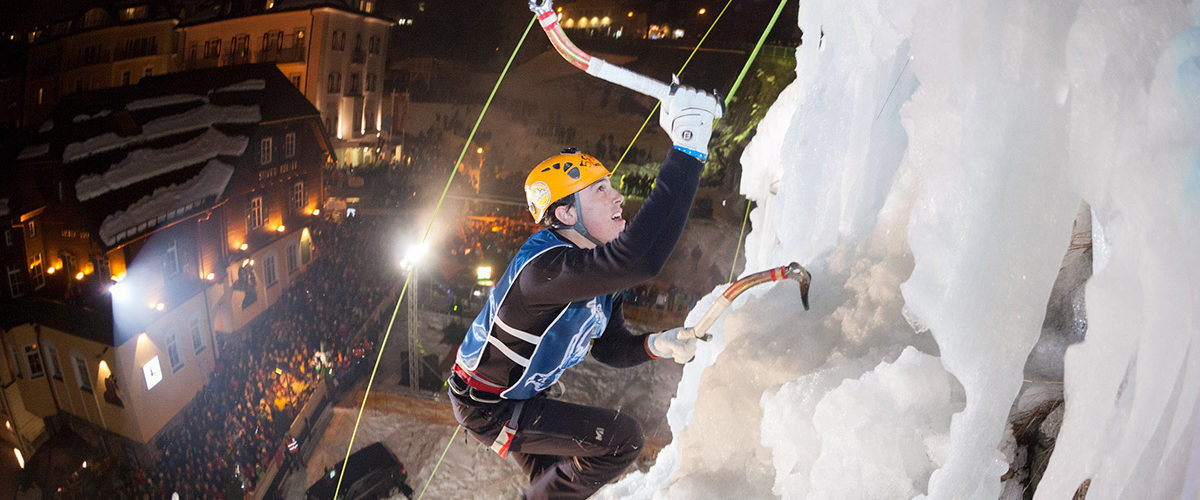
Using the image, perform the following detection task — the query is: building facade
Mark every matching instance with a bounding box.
[0,64,327,462]
[176,2,392,165]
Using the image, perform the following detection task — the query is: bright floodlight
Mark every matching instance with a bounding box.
[476,266,492,281]
[405,241,429,268]
[109,282,129,302]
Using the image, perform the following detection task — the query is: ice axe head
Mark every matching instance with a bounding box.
[785,262,811,311]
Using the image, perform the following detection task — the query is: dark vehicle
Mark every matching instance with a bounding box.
[306,442,414,499]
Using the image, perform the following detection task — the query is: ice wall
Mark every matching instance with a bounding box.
[599,0,1200,498]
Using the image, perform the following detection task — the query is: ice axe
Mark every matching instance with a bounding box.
[528,0,672,101]
[684,263,811,341]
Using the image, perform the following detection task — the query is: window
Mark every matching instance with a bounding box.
[4,229,12,246]
[30,253,44,289]
[7,264,23,297]
[191,318,205,355]
[264,256,277,286]
[46,344,62,379]
[248,196,264,230]
[122,71,130,86]
[263,31,277,51]
[331,30,345,50]
[290,73,301,88]
[260,137,273,165]
[355,33,363,51]
[204,39,221,58]
[27,221,37,238]
[37,87,44,105]
[167,331,183,372]
[284,132,296,158]
[348,73,360,94]
[286,244,299,273]
[73,355,92,391]
[145,67,153,77]
[368,35,380,54]
[291,181,305,211]
[231,34,250,55]
[327,72,341,93]
[366,110,375,131]
[366,73,377,91]
[142,356,162,390]
[163,240,179,276]
[24,345,44,379]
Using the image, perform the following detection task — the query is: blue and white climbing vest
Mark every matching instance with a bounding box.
[456,229,615,400]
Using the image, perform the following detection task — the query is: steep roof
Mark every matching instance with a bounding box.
[18,63,321,249]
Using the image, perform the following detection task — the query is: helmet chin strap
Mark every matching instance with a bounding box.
[565,192,606,247]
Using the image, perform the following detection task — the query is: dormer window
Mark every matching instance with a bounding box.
[120,6,149,21]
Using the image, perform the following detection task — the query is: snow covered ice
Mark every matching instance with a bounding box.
[310,0,1200,498]
[597,0,1200,498]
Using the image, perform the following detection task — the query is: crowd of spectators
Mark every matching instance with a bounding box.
[67,215,398,498]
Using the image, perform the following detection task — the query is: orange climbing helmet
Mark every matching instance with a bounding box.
[524,148,610,223]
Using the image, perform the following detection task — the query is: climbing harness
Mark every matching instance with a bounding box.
[346,0,798,496]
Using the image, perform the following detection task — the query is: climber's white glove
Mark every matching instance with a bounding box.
[647,327,698,364]
[659,83,724,162]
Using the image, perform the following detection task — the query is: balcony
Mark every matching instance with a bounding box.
[185,55,221,70]
[258,45,306,64]
[64,50,112,71]
[222,49,253,66]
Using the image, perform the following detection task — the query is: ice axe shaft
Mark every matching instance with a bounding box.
[686,262,811,341]
[529,0,671,101]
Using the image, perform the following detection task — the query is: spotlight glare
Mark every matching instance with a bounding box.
[239,243,249,251]
[75,272,85,280]
[277,225,286,232]
[108,282,128,301]
[206,273,216,280]
[47,267,55,275]
[155,302,165,311]
[312,209,321,216]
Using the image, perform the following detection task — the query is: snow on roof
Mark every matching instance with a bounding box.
[38,120,53,133]
[17,143,50,160]
[75,129,249,201]
[63,103,261,163]
[73,110,112,123]
[98,160,234,245]
[126,93,208,111]
[217,79,267,93]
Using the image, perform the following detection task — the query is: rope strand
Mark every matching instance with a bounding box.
[334,16,537,500]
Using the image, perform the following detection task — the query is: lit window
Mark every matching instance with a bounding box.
[291,182,304,211]
[141,356,161,390]
[248,196,264,230]
[26,221,36,239]
[260,137,273,164]
[30,253,44,289]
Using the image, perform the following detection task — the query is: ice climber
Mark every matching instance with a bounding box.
[448,84,724,500]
